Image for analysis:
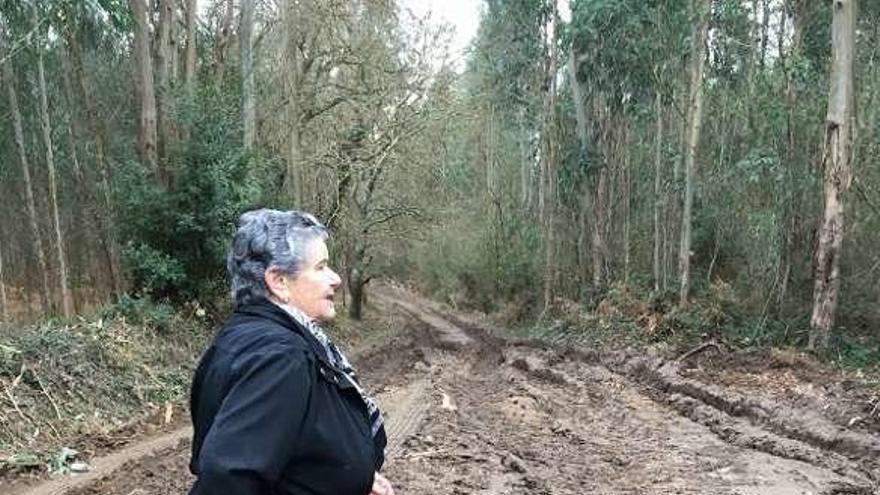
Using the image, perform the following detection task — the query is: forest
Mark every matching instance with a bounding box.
[0,0,878,359]
[1,1,880,493]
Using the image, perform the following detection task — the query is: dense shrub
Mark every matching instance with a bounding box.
[114,92,274,302]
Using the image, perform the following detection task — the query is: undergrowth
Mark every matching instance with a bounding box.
[502,280,880,376]
[0,296,211,474]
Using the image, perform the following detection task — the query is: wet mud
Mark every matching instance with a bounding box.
[12,286,880,495]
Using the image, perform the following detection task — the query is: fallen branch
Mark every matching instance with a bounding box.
[2,363,28,422]
[32,367,62,420]
[675,341,721,363]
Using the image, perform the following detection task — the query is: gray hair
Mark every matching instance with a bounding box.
[227,209,329,306]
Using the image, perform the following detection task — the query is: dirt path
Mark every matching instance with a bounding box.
[14,286,879,494]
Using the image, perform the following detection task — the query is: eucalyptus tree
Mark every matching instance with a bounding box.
[452,0,548,307]
[1,16,52,314]
[60,0,127,298]
[184,0,198,100]
[810,0,857,351]
[240,0,255,150]
[130,0,159,176]
[568,0,691,295]
[32,1,73,316]
[678,0,711,308]
[468,0,546,210]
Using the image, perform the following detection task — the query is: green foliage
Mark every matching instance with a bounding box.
[115,92,273,302]
[830,335,880,370]
[100,294,175,331]
[407,206,541,313]
[122,242,187,298]
[0,300,208,461]
[469,0,546,113]
[568,0,690,104]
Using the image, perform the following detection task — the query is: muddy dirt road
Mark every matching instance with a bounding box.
[19,287,879,495]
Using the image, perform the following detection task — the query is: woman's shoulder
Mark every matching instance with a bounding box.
[216,310,312,357]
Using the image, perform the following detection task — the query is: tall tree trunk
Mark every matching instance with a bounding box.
[569,47,600,289]
[240,0,256,150]
[170,3,180,84]
[776,2,795,312]
[130,0,160,175]
[213,0,234,91]
[65,27,123,298]
[653,90,664,292]
[541,0,558,312]
[34,4,74,317]
[2,40,52,314]
[517,108,531,209]
[62,56,99,309]
[622,119,631,285]
[156,0,174,177]
[679,0,710,308]
[0,237,7,322]
[184,0,198,100]
[760,0,771,69]
[62,33,123,296]
[669,83,687,286]
[282,0,303,204]
[810,0,857,351]
[487,105,496,195]
[593,95,611,289]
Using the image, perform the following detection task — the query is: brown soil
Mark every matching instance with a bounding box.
[9,285,880,494]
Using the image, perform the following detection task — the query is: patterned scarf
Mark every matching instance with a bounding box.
[278,302,385,438]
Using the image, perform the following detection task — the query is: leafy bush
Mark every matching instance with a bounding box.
[114,92,274,302]
[100,294,176,331]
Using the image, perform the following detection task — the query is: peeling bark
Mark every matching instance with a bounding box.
[810,0,857,351]
[679,0,710,308]
[130,0,160,175]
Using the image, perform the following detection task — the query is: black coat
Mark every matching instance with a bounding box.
[188,300,386,495]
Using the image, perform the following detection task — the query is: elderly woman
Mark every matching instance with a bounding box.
[188,209,393,495]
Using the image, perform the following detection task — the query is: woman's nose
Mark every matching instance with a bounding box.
[329,269,342,288]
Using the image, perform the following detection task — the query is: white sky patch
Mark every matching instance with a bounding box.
[559,1,571,24]
[399,0,482,71]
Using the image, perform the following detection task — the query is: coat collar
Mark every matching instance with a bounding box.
[232,299,337,369]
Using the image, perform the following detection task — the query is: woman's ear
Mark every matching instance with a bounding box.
[264,268,290,303]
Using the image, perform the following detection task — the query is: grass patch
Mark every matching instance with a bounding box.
[0,296,211,472]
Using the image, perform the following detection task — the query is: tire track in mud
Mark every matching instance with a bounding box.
[375,285,879,494]
[7,427,193,495]
[10,306,435,495]
[613,356,880,485]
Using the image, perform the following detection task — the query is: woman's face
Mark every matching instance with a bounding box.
[283,238,342,322]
